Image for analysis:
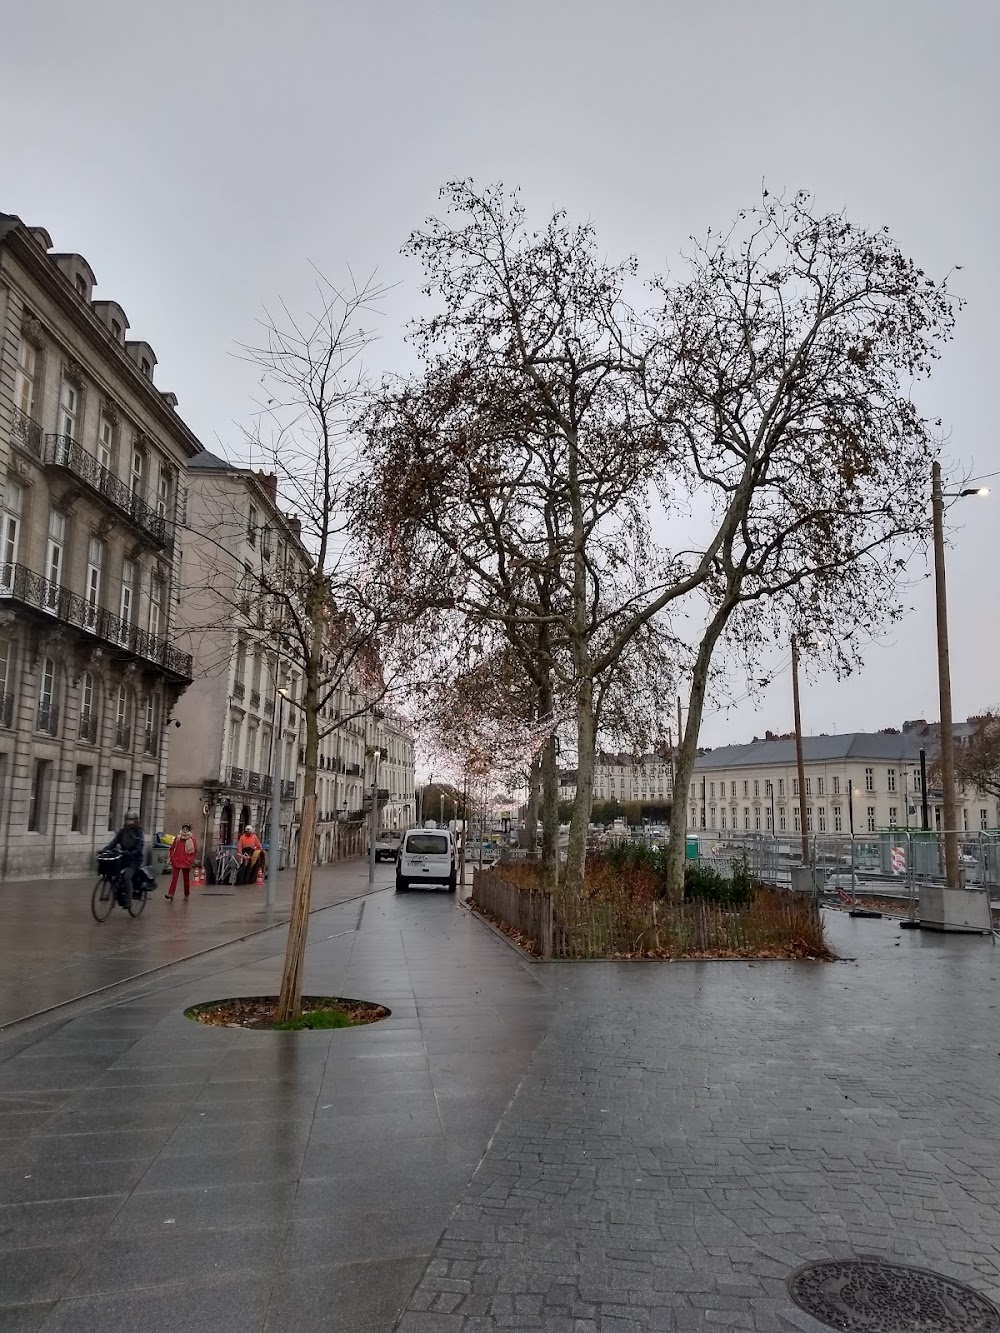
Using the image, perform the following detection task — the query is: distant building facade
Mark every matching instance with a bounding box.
[688,720,997,836]
[0,214,199,879]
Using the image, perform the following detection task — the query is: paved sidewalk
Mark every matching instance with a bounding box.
[0,857,389,1029]
[400,912,1000,1331]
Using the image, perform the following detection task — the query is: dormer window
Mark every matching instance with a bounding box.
[111,319,122,340]
[75,274,87,297]
[140,358,151,378]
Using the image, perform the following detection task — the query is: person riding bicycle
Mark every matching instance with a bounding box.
[101,812,146,907]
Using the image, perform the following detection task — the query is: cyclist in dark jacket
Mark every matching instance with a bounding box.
[101,812,145,907]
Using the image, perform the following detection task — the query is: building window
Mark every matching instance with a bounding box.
[753,779,759,797]
[143,694,158,754]
[44,509,66,610]
[806,806,813,832]
[865,767,874,792]
[72,765,93,832]
[58,380,79,439]
[111,318,122,341]
[261,527,272,560]
[765,808,772,831]
[792,778,799,797]
[833,805,843,832]
[709,806,716,829]
[793,807,801,832]
[15,337,37,419]
[689,804,696,825]
[720,810,727,830]
[744,806,750,830]
[805,777,812,796]
[0,480,23,594]
[130,447,144,498]
[84,537,104,631]
[817,776,824,795]
[148,575,164,640]
[75,273,87,297]
[157,464,171,520]
[778,778,785,797]
[779,806,787,832]
[867,806,876,833]
[888,806,898,826]
[913,769,922,792]
[743,780,749,797]
[119,559,136,630]
[247,503,258,546]
[982,809,989,831]
[108,769,126,830]
[79,670,98,742]
[818,806,826,832]
[0,638,15,728]
[833,775,840,795]
[28,758,53,831]
[141,357,151,378]
[98,413,114,473]
[887,767,896,793]
[37,656,59,733]
[754,811,761,831]
[709,782,715,799]
[115,685,132,749]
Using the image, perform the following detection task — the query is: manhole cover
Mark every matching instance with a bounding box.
[788,1260,1000,1333]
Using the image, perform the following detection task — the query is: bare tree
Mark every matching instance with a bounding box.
[646,194,958,897]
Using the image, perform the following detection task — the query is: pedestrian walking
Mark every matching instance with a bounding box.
[166,823,198,900]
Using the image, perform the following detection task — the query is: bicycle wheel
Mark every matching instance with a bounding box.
[127,880,148,917]
[91,876,114,922]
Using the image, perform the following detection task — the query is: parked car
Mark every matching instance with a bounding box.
[374,831,402,862]
[396,827,458,893]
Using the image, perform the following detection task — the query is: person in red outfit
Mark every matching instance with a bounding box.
[166,824,198,900]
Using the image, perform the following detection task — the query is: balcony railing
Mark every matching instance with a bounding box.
[0,563,193,680]
[0,692,13,729]
[345,761,361,776]
[44,435,168,548]
[37,703,59,735]
[227,766,246,789]
[78,712,98,742]
[114,723,131,749]
[280,779,296,799]
[232,681,245,700]
[247,770,266,793]
[12,408,43,458]
[250,690,261,709]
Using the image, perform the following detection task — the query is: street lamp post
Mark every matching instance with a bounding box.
[932,463,990,889]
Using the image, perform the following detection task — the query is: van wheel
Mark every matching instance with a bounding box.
[447,874,457,894]
[395,876,408,893]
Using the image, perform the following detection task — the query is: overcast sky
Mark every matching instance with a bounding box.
[2,0,997,748]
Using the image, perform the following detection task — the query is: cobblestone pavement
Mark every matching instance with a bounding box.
[0,856,390,1029]
[399,912,1000,1332]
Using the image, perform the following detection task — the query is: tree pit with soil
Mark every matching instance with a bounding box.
[185,995,390,1031]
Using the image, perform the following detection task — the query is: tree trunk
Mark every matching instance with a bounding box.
[540,734,559,887]
[522,753,541,851]
[275,592,322,1022]
[664,602,733,903]
[565,675,596,894]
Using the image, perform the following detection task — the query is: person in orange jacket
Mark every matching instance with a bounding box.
[166,824,198,900]
[236,825,266,884]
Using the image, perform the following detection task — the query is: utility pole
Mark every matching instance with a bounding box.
[931,460,959,889]
[919,747,929,831]
[791,634,809,864]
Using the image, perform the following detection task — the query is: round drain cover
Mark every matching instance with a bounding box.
[788,1260,1000,1333]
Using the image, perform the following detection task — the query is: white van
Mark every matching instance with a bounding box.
[396,827,458,893]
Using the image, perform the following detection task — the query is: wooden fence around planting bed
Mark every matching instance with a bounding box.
[471,866,827,960]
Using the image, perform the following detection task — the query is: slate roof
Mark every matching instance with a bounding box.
[692,732,945,771]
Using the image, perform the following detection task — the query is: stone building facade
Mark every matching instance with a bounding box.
[0,213,199,879]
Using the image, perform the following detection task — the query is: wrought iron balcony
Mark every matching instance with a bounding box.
[345,761,362,776]
[44,435,169,549]
[0,563,193,680]
[0,692,13,729]
[114,724,131,749]
[37,703,59,735]
[232,681,245,700]
[247,770,272,793]
[78,712,98,742]
[250,690,261,709]
[227,766,246,789]
[280,779,296,799]
[11,408,43,458]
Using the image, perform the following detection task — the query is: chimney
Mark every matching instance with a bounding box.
[286,513,301,539]
[256,471,278,503]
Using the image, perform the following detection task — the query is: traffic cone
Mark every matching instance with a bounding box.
[192,864,206,888]
[255,863,264,886]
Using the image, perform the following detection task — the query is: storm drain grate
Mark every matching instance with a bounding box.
[787,1259,1000,1333]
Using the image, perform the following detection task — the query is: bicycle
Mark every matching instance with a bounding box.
[91,852,154,922]
[210,844,241,885]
